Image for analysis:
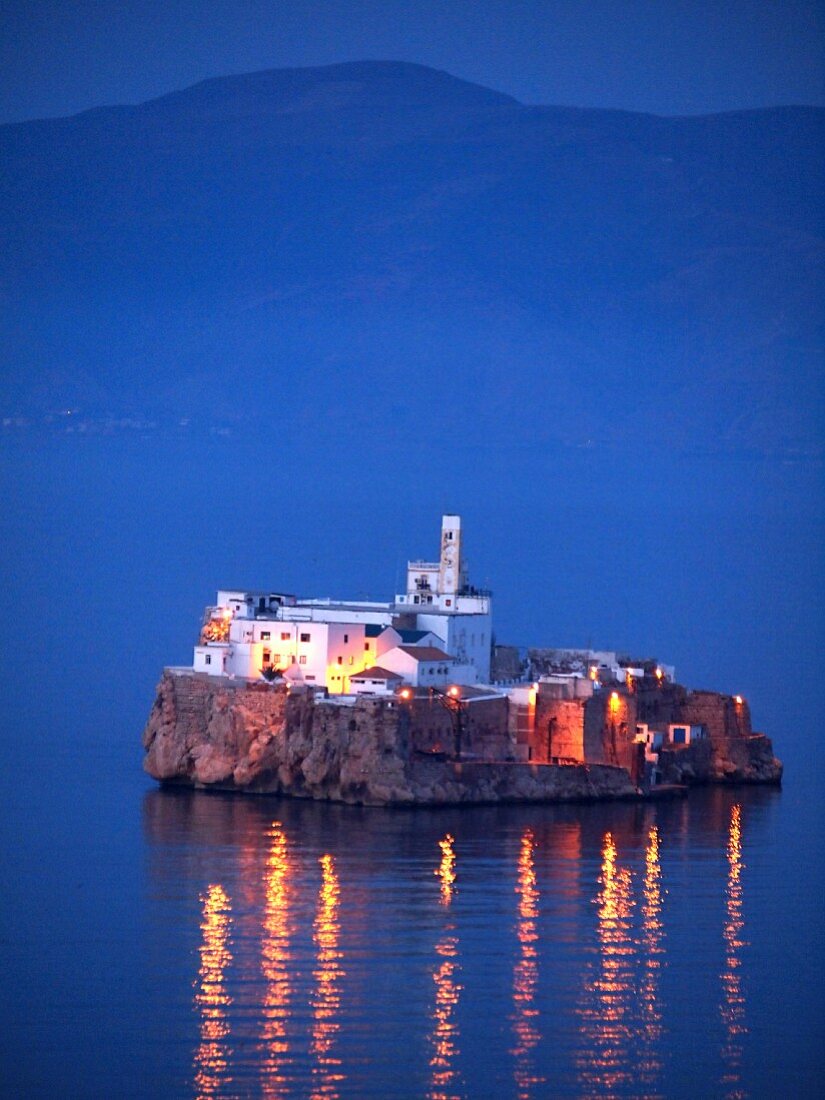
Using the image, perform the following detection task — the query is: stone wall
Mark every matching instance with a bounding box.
[635,683,753,743]
[491,645,523,681]
[142,669,781,805]
[406,759,636,804]
[583,690,639,772]
[142,671,635,805]
[405,694,510,759]
[533,696,585,762]
[634,682,780,784]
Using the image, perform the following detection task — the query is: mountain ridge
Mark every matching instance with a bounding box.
[1,61,822,456]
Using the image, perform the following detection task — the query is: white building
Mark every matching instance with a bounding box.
[395,514,493,681]
[192,514,494,692]
[378,645,458,687]
[349,666,404,696]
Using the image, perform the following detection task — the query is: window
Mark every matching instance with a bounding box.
[281,632,290,641]
[262,648,271,663]
[343,634,349,643]
[261,631,271,640]
[337,656,343,665]
[299,655,307,665]
[273,654,280,664]
[205,655,211,665]
[300,633,311,643]
[349,656,354,665]
[414,596,420,604]
[291,655,296,664]
[364,643,370,651]
[445,599,452,607]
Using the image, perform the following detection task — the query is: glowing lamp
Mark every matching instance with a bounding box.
[400,688,412,700]
[589,666,598,681]
[735,695,743,705]
[222,608,233,621]
[448,686,460,697]
[655,667,664,681]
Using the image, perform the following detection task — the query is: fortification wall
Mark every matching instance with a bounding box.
[142,671,781,804]
[534,696,585,762]
[142,671,635,805]
[406,694,510,759]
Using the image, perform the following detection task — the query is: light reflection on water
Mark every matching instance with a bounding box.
[511,829,544,1099]
[194,884,233,1099]
[260,822,293,1097]
[639,825,664,1090]
[143,790,771,1097]
[310,854,345,1099]
[577,832,637,1096]
[720,804,747,1099]
[428,833,462,1100]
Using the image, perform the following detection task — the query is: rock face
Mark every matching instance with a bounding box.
[658,734,783,785]
[143,669,782,804]
[635,683,783,785]
[142,671,637,805]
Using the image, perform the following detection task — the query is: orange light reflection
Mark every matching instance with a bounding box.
[511,829,544,1098]
[720,804,747,1098]
[577,831,636,1095]
[310,854,345,1099]
[429,834,462,1099]
[260,822,293,1097]
[436,833,457,906]
[194,883,233,1098]
[639,825,664,1090]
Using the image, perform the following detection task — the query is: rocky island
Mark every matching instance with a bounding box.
[143,515,781,805]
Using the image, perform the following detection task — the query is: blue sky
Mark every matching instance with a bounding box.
[1,0,823,123]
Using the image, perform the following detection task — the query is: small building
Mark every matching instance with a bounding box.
[378,645,458,688]
[194,642,229,676]
[349,666,404,696]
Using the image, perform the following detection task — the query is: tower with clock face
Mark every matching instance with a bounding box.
[438,514,463,596]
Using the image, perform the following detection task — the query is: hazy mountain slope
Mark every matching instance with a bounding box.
[1,61,822,453]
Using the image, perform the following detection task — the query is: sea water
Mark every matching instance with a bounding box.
[0,434,822,1097]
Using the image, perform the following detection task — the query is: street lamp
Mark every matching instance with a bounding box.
[429,684,468,761]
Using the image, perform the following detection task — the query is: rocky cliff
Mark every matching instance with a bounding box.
[657,733,782,785]
[142,670,782,804]
[142,671,637,805]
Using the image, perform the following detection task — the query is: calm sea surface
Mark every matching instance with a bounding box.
[1,436,822,1097]
[2,738,822,1099]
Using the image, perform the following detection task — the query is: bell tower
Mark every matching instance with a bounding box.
[438,514,463,596]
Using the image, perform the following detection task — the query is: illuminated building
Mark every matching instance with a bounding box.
[191,514,491,691]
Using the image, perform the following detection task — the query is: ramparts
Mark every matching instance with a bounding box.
[142,669,782,805]
[142,671,636,805]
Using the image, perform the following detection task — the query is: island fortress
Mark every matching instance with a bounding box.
[143,515,782,805]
